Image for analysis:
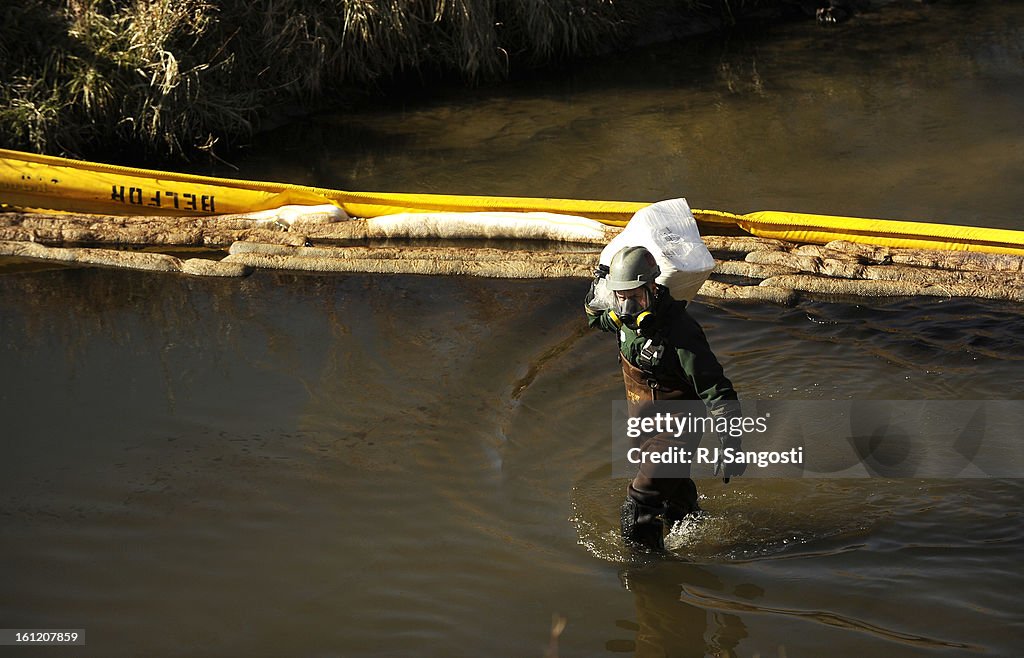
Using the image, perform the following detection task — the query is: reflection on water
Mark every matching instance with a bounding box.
[614,562,749,657]
[226,2,1024,230]
[577,473,1022,657]
[4,2,1024,656]
[572,469,883,564]
[2,268,1023,656]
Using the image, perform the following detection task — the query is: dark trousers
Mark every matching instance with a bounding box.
[629,431,702,517]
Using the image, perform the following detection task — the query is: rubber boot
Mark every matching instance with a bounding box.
[620,496,665,551]
[663,479,701,527]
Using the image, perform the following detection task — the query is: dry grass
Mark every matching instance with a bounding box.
[0,0,776,159]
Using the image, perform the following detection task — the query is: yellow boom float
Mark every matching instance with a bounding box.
[3,147,1023,256]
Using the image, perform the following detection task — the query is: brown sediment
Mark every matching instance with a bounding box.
[2,210,1023,305]
[701,235,790,255]
[759,274,1024,303]
[698,279,799,305]
[0,240,182,273]
[0,239,249,277]
[227,241,600,264]
[0,212,307,248]
[180,258,254,277]
[819,240,1024,273]
[712,259,799,278]
[221,252,592,279]
[743,247,1021,287]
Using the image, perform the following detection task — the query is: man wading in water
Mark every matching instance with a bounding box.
[585,246,746,550]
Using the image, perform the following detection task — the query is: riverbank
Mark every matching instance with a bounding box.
[2,0,879,164]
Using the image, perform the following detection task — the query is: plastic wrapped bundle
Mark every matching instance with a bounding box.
[591,199,715,308]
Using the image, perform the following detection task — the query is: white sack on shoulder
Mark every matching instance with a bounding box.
[597,198,714,303]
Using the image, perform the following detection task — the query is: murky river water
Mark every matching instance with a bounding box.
[2,2,1023,656]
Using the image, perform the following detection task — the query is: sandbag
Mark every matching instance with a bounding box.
[596,198,715,304]
[322,211,620,243]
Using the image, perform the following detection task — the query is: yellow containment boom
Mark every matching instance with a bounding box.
[2,148,1023,255]
[0,148,644,224]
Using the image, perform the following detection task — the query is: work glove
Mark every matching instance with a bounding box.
[584,281,602,315]
[713,433,746,483]
[584,264,611,312]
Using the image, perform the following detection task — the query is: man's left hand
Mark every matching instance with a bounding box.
[714,434,746,483]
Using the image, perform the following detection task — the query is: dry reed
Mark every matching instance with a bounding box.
[1,0,779,158]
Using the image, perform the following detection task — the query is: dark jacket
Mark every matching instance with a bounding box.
[586,285,738,410]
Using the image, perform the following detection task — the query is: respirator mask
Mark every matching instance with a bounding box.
[614,286,654,327]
